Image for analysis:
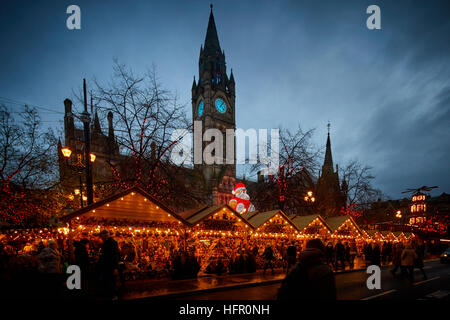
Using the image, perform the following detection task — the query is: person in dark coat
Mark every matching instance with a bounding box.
[414,242,427,279]
[325,242,335,269]
[344,242,351,267]
[371,243,381,267]
[390,242,404,276]
[262,245,275,275]
[252,244,259,257]
[334,240,345,270]
[97,230,120,299]
[286,241,297,274]
[74,238,90,291]
[381,242,388,265]
[277,239,336,300]
[363,243,372,267]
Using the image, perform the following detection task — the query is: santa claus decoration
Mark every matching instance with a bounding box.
[228,183,255,214]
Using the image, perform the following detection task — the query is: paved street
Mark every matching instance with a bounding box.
[176,260,450,300]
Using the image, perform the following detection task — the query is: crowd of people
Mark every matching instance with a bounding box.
[1,222,447,300]
[277,238,439,300]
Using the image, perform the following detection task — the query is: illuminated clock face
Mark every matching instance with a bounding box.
[198,100,204,116]
[215,98,227,113]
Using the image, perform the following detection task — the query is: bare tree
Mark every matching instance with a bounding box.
[0,105,60,225]
[91,61,200,209]
[341,160,382,211]
[248,125,320,214]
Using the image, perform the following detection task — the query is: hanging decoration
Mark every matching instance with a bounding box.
[228,183,255,214]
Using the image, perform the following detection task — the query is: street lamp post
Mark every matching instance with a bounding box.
[82,78,94,206]
[61,146,96,208]
[304,191,316,203]
[303,191,315,214]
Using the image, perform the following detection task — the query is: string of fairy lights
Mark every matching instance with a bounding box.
[1,195,416,244]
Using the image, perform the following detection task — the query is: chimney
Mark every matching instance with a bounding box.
[257,170,265,183]
[64,99,74,142]
[107,111,114,139]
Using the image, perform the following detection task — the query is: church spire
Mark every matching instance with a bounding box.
[229,68,235,83]
[323,122,334,170]
[204,4,221,55]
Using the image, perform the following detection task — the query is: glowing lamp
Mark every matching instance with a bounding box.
[89,153,96,162]
[74,189,80,195]
[61,147,72,158]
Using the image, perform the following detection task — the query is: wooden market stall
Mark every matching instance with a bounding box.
[366,230,385,242]
[61,186,189,280]
[381,231,397,242]
[182,204,254,272]
[243,209,299,240]
[290,214,332,241]
[240,209,301,269]
[326,216,365,242]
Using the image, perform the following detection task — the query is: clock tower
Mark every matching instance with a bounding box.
[192,5,236,187]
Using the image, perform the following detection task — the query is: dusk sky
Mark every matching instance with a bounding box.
[1,0,449,199]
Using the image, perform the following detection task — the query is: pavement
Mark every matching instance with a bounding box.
[121,269,286,300]
[122,258,448,300]
[175,259,450,300]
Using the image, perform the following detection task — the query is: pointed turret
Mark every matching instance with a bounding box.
[316,122,345,216]
[323,123,334,172]
[229,68,235,84]
[204,5,221,55]
[228,68,235,95]
[93,111,102,133]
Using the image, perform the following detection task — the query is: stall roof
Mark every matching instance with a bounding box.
[60,186,188,225]
[244,210,298,230]
[291,214,332,232]
[326,216,364,235]
[381,231,394,237]
[184,204,255,229]
[366,230,378,237]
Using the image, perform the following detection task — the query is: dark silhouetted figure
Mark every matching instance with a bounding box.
[277,239,336,300]
[97,230,120,300]
[286,241,297,274]
[262,246,275,275]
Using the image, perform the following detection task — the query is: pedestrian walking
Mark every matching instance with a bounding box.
[262,245,275,275]
[39,240,62,298]
[277,239,336,300]
[414,242,427,280]
[286,241,297,274]
[325,242,335,269]
[390,242,404,276]
[371,242,381,267]
[74,238,90,292]
[97,230,120,300]
[334,240,345,270]
[401,243,417,281]
[349,241,357,269]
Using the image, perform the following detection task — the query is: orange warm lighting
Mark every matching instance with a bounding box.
[61,147,72,158]
[74,189,80,195]
[89,153,96,162]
